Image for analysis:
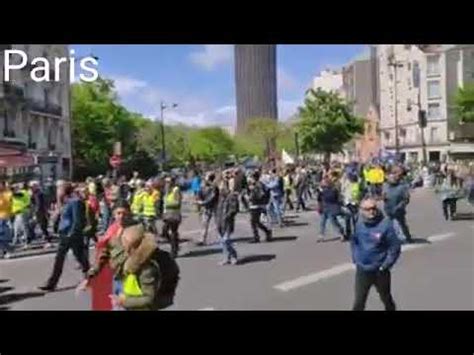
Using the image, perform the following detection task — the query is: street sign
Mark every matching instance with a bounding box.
[109,155,122,168]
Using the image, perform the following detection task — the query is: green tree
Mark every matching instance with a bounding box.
[71,77,139,178]
[188,127,234,163]
[297,88,364,162]
[245,117,283,158]
[454,83,474,123]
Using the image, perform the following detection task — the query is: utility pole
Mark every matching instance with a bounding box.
[388,47,404,160]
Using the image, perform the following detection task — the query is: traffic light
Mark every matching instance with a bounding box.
[418,110,427,128]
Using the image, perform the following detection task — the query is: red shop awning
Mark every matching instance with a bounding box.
[0,154,35,168]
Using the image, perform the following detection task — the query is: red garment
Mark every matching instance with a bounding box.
[91,222,121,311]
[87,195,99,217]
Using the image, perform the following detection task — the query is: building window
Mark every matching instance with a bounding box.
[427,80,441,99]
[430,127,439,143]
[428,103,441,119]
[384,131,390,140]
[427,55,440,76]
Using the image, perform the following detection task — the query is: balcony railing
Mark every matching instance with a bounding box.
[2,83,25,100]
[27,100,62,117]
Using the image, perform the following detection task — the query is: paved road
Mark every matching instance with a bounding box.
[1,188,472,310]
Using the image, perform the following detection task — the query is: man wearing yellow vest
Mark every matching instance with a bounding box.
[0,181,13,258]
[162,176,182,258]
[141,180,159,233]
[11,183,33,248]
[130,179,146,221]
[368,164,385,198]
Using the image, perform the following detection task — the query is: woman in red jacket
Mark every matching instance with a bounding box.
[78,200,132,310]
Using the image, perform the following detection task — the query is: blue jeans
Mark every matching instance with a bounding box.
[220,231,237,261]
[267,195,283,225]
[319,211,345,237]
[0,219,12,254]
[99,202,111,234]
[113,277,124,311]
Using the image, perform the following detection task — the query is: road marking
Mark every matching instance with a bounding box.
[198,307,215,311]
[426,232,456,243]
[274,232,458,292]
[274,263,355,292]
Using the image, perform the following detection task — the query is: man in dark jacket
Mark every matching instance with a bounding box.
[382,166,413,243]
[215,180,239,265]
[247,171,272,243]
[197,173,219,246]
[39,183,89,292]
[351,197,401,311]
[317,178,346,242]
[30,181,51,244]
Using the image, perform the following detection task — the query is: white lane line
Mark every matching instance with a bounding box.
[198,307,215,311]
[274,231,457,292]
[426,232,456,243]
[274,263,355,292]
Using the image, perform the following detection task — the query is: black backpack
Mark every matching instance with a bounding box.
[150,249,180,310]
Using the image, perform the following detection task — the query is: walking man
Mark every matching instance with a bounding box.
[197,173,219,246]
[382,166,413,243]
[162,176,182,258]
[351,197,401,311]
[30,181,51,245]
[39,183,89,292]
[247,171,272,243]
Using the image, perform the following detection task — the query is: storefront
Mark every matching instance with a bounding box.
[0,140,37,183]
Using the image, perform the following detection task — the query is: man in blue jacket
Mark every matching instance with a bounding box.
[382,166,413,243]
[39,183,89,292]
[351,197,401,311]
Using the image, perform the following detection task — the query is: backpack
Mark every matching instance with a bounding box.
[150,248,180,310]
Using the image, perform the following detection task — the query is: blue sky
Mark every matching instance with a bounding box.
[73,45,366,128]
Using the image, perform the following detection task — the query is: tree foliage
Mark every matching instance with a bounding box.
[296,88,364,161]
[189,127,235,163]
[454,83,474,124]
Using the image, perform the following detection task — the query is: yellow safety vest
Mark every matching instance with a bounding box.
[164,187,181,211]
[131,190,146,216]
[123,274,143,297]
[12,190,30,215]
[284,176,291,190]
[142,192,157,218]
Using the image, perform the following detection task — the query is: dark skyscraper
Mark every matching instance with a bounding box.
[234,45,278,134]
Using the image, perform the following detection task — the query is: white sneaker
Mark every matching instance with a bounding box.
[218,260,230,266]
[230,257,238,265]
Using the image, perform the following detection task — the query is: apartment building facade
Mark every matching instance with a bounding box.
[377,44,474,163]
[0,44,72,180]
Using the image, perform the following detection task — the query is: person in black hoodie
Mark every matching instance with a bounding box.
[29,181,51,244]
[247,171,272,243]
[351,197,401,311]
[215,179,239,265]
[197,173,219,246]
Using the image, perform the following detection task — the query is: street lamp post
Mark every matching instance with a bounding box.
[158,101,178,172]
[388,52,404,159]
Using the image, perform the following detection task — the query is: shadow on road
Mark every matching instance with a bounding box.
[410,238,431,244]
[452,213,474,221]
[284,222,309,227]
[0,306,10,311]
[319,237,341,243]
[0,279,9,284]
[0,291,45,306]
[238,254,276,265]
[284,215,300,220]
[268,236,298,243]
[0,286,14,294]
[180,248,222,258]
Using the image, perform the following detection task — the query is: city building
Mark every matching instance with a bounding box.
[341,46,381,162]
[0,44,72,180]
[354,103,381,162]
[312,69,345,98]
[377,44,474,163]
[235,45,278,134]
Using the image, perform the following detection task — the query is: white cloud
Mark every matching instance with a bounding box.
[109,74,148,98]
[189,45,233,71]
